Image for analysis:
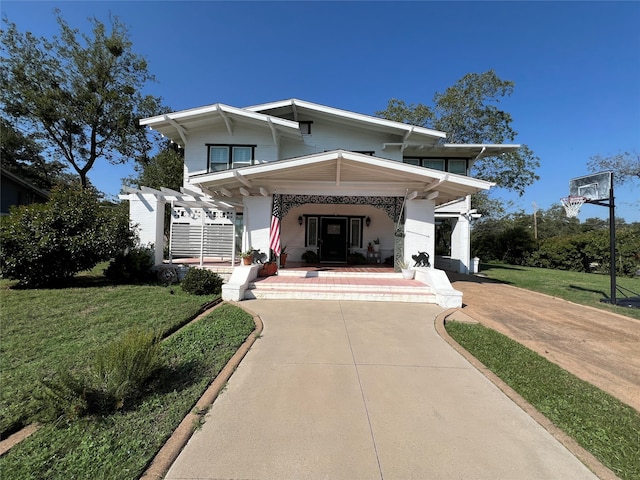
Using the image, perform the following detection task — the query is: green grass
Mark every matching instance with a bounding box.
[446,321,640,480]
[0,267,213,435]
[0,303,255,479]
[479,263,640,320]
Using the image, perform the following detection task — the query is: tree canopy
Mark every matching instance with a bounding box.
[124,142,184,192]
[588,152,640,187]
[376,70,540,195]
[0,11,165,188]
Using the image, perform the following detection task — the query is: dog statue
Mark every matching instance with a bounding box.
[253,250,268,264]
[412,251,430,268]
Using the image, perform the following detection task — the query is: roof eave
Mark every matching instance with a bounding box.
[189,150,493,199]
[246,98,447,141]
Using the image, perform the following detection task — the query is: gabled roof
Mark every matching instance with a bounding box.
[189,150,494,206]
[139,103,302,147]
[139,99,521,159]
[245,98,446,144]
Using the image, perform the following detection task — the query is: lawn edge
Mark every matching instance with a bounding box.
[140,301,264,480]
[435,308,619,480]
[471,269,639,322]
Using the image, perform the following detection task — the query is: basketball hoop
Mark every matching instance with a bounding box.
[561,196,587,218]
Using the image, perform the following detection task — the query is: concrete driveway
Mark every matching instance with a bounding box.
[166,300,597,480]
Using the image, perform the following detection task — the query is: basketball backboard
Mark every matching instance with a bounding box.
[568,171,612,202]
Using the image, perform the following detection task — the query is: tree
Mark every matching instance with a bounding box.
[587,151,640,186]
[0,11,164,188]
[376,70,540,195]
[124,142,184,191]
[124,142,184,238]
[0,186,134,287]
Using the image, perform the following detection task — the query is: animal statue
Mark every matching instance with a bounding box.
[412,251,430,268]
[253,250,268,264]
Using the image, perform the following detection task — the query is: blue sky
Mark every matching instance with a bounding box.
[2,1,639,222]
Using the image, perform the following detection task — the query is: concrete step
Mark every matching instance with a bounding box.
[277,269,401,278]
[245,274,436,303]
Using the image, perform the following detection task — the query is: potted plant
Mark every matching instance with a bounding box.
[258,261,278,277]
[241,249,254,265]
[301,250,319,264]
[279,245,288,268]
[399,260,414,279]
[373,238,380,253]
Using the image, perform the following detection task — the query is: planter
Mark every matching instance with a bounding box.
[401,268,415,280]
[242,256,252,265]
[258,262,278,277]
[373,243,380,253]
[279,253,288,268]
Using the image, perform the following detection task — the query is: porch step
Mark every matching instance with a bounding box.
[245,271,436,303]
[276,269,400,278]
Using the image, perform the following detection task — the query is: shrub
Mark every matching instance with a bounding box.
[181,268,223,296]
[527,225,640,276]
[301,250,319,264]
[497,226,536,265]
[0,186,134,287]
[41,329,163,418]
[348,251,368,265]
[104,246,155,284]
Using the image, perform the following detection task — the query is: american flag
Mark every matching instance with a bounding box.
[269,194,282,256]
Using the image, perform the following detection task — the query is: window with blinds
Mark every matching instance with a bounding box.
[207,144,255,172]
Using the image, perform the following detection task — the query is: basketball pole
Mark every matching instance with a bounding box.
[608,179,617,306]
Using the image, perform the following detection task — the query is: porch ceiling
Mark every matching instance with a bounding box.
[190,150,494,205]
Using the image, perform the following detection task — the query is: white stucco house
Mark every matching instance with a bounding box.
[121,99,518,305]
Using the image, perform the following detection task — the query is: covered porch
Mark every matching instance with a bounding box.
[190,150,492,271]
[121,151,492,307]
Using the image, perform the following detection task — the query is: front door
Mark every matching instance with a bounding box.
[320,217,348,262]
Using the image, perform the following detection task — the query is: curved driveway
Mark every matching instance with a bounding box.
[166,299,597,480]
[449,273,640,413]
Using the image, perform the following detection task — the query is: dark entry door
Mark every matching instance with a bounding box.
[320,217,348,262]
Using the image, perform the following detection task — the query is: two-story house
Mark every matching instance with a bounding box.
[123,99,518,304]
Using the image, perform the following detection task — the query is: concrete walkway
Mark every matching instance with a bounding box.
[166,300,598,480]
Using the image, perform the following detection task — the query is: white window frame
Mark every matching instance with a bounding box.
[350,218,362,247]
[306,217,318,248]
[207,144,255,172]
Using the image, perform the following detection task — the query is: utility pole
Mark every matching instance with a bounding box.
[532,202,538,240]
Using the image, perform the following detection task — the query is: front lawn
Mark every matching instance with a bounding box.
[446,321,640,480]
[0,275,210,435]
[0,302,255,479]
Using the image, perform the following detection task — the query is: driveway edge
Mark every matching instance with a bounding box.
[435,308,619,480]
[140,301,264,480]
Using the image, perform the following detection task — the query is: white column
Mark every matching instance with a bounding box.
[451,215,471,274]
[404,199,435,267]
[242,196,272,254]
[128,193,165,265]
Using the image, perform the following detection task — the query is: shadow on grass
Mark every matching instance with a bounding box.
[147,359,210,399]
[480,263,527,272]
[569,284,610,299]
[446,271,511,285]
[6,275,167,291]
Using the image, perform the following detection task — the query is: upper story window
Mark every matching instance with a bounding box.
[207,144,255,172]
[403,157,468,175]
[299,121,313,135]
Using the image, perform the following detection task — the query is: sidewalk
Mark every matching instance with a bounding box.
[165,300,598,480]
